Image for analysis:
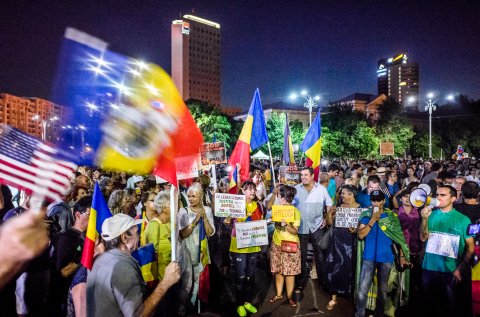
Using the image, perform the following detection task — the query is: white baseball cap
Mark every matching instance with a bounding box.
[101,214,143,241]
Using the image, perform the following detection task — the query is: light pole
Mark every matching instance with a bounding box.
[409,93,455,159]
[290,90,328,126]
[33,114,59,141]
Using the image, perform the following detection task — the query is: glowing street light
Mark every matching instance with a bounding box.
[33,114,59,141]
[290,90,329,126]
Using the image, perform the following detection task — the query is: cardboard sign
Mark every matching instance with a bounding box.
[235,220,269,248]
[200,142,227,165]
[176,156,199,180]
[271,205,295,223]
[214,193,246,218]
[380,142,394,156]
[278,165,301,185]
[426,232,460,259]
[335,207,367,228]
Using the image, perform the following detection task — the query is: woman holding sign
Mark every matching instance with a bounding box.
[324,185,361,311]
[268,185,301,308]
[224,180,264,317]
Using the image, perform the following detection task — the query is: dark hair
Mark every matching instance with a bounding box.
[328,164,339,172]
[66,185,88,202]
[340,184,357,197]
[352,163,361,170]
[385,171,396,180]
[241,180,256,191]
[301,167,314,175]
[461,181,480,199]
[431,162,442,172]
[367,167,376,174]
[73,196,92,214]
[279,185,297,203]
[438,170,455,181]
[438,185,457,198]
[367,175,381,184]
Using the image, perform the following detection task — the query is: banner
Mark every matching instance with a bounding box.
[235,220,269,249]
[335,207,367,228]
[214,193,246,218]
[279,165,301,185]
[271,205,295,222]
[176,156,199,180]
[201,142,227,165]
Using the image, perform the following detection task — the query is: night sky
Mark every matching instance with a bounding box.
[1,0,479,110]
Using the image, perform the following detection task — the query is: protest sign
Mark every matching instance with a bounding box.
[335,207,367,228]
[235,220,269,248]
[271,205,295,222]
[200,142,227,165]
[214,193,246,218]
[176,156,199,180]
[278,165,301,185]
[380,142,394,156]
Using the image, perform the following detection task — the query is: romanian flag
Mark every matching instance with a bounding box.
[198,218,210,303]
[300,111,322,181]
[283,112,295,166]
[52,28,203,181]
[228,89,268,184]
[132,243,158,287]
[81,183,112,270]
[228,166,239,194]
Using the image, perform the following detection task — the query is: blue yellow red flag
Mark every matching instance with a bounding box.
[300,111,322,169]
[198,219,210,303]
[227,89,268,182]
[81,182,112,270]
[131,243,158,283]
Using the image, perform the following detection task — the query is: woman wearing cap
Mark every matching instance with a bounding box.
[224,180,264,317]
[324,185,360,311]
[87,213,181,317]
[178,183,215,309]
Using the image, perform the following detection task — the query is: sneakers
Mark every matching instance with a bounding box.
[237,305,247,317]
[243,302,258,313]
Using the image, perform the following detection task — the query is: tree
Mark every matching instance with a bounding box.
[377,118,415,157]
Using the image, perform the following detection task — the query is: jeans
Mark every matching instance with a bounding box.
[296,227,325,289]
[355,260,392,317]
[230,252,258,306]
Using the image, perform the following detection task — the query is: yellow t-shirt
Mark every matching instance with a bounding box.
[230,201,263,253]
[272,207,301,246]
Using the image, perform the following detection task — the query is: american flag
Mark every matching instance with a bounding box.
[0,124,77,202]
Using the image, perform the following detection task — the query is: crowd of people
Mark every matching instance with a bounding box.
[0,157,479,317]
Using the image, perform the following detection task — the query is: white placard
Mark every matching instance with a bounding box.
[335,207,367,228]
[214,193,246,218]
[426,232,460,259]
[176,156,199,180]
[235,220,269,249]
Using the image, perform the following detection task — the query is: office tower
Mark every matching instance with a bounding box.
[377,53,419,110]
[172,15,221,106]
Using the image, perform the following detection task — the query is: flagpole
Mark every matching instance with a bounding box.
[170,184,177,262]
[267,141,276,188]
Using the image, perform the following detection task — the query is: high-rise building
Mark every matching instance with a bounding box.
[172,15,221,107]
[0,93,66,141]
[377,53,419,110]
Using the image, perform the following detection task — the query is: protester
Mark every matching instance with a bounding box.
[402,166,420,189]
[178,183,215,308]
[293,167,333,294]
[87,213,181,316]
[268,185,301,308]
[108,189,128,215]
[225,180,264,317]
[355,190,410,317]
[324,185,359,311]
[420,185,475,317]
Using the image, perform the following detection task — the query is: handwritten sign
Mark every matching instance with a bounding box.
[426,232,460,259]
[279,165,301,185]
[271,205,295,222]
[235,220,269,248]
[335,207,367,228]
[214,193,246,218]
[201,142,227,165]
[175,156,199,180]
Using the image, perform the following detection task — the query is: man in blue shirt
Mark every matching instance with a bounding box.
[327,164,339,201]
[355,190,406,317]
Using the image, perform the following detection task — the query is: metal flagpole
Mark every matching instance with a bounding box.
[267,141,276,188]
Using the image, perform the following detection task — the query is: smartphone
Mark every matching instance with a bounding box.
[467,223,480,235]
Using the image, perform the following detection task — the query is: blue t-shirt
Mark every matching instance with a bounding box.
[360,213,394,263]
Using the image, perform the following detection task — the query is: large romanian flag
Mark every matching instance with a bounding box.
[228,89,268,188]
[81,183,112,270]
[283,112,295,166]
[300,111,322,180]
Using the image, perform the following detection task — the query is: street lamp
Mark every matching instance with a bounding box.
[290,90,328,126]
[33,114,59,141]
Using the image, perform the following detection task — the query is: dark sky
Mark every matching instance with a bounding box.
[1,0,479,109]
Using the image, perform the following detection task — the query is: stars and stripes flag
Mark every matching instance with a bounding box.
[0,124,76,202]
